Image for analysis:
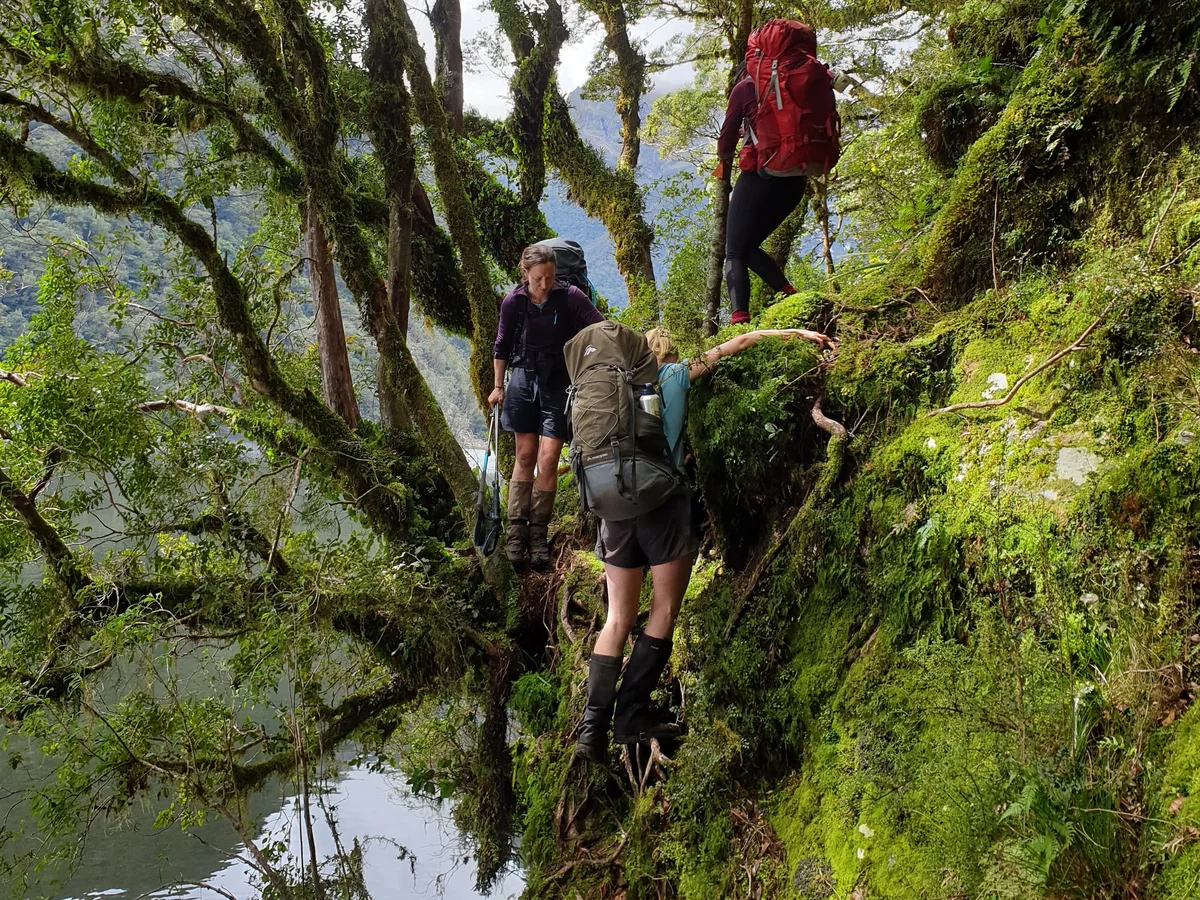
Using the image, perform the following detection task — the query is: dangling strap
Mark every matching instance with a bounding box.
[626,376,639,501]
[770,59,782,109]
[611,436,627,499]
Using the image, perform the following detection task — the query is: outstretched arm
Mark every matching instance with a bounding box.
[687,328,835,383]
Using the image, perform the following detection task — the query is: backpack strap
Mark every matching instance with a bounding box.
[511,293,530,367]
[626,375,638,502]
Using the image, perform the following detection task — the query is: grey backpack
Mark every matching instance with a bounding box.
[564,322,681,521]
[535,238,597,304]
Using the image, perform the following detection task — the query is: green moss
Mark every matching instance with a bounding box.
[1150,705,1200,899]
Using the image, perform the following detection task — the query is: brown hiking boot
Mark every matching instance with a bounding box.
[506,480,532,568]
[528,486,555,570]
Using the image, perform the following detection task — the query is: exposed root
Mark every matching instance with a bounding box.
[730,802,786,900]
[555,754,597,842]
[547,833,628,882]
[622,738,675,793]
[927,308,1109,417]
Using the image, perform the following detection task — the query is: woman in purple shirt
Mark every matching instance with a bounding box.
[490,244,605,569]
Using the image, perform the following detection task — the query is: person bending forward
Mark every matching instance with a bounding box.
[574,324,835,764]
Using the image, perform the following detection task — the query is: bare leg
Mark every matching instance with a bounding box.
[594,563,645,657]
[534,437,564,492]
[513,432,538,481]
[644,553,695,640]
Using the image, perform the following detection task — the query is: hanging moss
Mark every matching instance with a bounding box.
[544,87,657,303]
[458,149,553,276]
[410,223,473,335]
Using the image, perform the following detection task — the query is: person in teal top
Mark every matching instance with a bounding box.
[572,322,836,767]
[645,325,836,469]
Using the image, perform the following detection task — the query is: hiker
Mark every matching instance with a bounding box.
[716,20,841,325]
[491,243,605,569]
[572,323,836,764]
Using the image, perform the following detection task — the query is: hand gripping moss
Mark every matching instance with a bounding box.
[473,406,502,556]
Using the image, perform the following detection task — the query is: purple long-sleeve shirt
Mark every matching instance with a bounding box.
[493,281,604,365]
[717,78,758,163]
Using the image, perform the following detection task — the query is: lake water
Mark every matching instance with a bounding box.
[2,457,521,899]
[1,741,524,900]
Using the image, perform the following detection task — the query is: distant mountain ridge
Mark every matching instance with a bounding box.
[540,88,700,304]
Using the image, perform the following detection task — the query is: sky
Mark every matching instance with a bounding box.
[408,3,697,119]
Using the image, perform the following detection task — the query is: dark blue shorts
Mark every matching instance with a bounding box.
[502,366,570,439]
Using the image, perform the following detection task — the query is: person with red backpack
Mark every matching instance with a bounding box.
[716,20,841,325]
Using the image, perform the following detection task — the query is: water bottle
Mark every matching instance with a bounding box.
[638,383,662,418]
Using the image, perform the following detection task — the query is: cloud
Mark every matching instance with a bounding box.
[406,5,694,119]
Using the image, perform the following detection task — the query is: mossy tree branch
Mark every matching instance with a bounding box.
[160,0,477,514]
[544,85,656,303]
[0,463,91,595]
[0,130,416,545]
[390,0,499,411]
[491,0,568,203]
[580,0,648,171]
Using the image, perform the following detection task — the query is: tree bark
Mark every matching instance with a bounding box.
[430,0,465,133]
[703,0,754,334]
[815,177,837,282]
[388,195,413,340]
[703,169,731,336]
[304,202,361,429]
[764,201,808,274]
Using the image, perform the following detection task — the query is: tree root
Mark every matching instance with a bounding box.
[547,833,628,882]
[623,738,675,793]
[927,309,1108,417]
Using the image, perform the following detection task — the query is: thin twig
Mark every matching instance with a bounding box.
[927,309,1108,417]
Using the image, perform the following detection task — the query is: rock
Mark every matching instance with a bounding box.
[1176,429,1196,446]
[982,372,1008,400]
[1056,447,1102,484]
[858,823,875,839]
[792,857,836,899]
[1040,489,1059,501]
[926,437,937,449]
[1081,592,1100,606]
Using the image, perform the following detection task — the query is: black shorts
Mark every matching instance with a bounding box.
[595,490,700,570]
[502,366,569,439]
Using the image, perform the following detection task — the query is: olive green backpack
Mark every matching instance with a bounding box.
[564,321,682,521]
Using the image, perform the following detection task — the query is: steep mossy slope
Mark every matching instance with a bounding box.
[505,2,1200,897]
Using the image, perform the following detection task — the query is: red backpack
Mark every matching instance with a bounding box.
[740,20,840,177]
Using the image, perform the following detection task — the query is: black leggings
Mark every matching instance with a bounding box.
[724,171,807,316]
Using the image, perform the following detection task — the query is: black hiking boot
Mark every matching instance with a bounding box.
[574,653,622,765]
[612,634,680,745]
